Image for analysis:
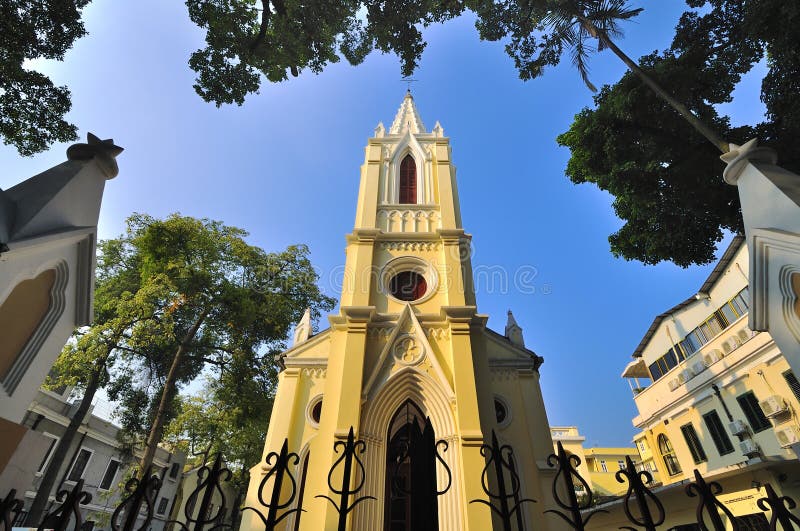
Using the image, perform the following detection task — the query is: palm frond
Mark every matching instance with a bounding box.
[571,30,597,91]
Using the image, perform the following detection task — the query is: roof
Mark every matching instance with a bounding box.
[389,91,426,135]
[630,234,746,359]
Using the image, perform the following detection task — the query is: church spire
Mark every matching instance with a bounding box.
[389,91,426,134]
[505,310,525,348]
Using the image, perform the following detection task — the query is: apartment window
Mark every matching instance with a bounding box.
[169,462,180,479]
[37,433,60,473]
[99,459,121,490]
[637,440,647,453]
[702,410,734,455]
[737,392,771,433]
[599,460,608,472]
[67,448,93,482]
[157,497,169,515]
[617,460,626,470]
[658,434,682,476]
[680,424,707,464]
[783,370,800,403]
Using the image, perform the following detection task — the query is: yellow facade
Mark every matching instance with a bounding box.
[240,94,561,530]
[592,238,800,529]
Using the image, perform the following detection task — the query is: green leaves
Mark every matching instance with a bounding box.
[185,0,465,105]
[0,0,90,155]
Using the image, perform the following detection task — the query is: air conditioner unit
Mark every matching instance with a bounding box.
[728,419,748,436]
[722,341,733,354]
[775,426,800,448]
[691,361,706,376]
[677,369,693,384]
[738,329,750,343]
[704,350,722,366]
[667,378,681,391]
[759,395,788,417]
[740,439,760,457]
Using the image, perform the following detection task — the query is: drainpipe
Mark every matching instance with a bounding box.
[712,384,735,423]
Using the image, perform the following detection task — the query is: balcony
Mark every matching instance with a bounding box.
[631,314,770,427]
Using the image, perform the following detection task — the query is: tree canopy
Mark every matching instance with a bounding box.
[0,0,90,155]
[558,0,799,266]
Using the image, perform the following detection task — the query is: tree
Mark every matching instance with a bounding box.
[101,214,334,475]
[0,0,91,155]
[25,243,167,525]
[557,0,799,266]
[185,0,465,105]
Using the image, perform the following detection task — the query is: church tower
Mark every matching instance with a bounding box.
[242,94,557,530]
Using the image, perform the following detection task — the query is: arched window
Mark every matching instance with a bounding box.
[399,155,417,204]
[658,434,682,476]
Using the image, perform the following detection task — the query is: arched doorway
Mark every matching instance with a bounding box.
[384,400,440,531]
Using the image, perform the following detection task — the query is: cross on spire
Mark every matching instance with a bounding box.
[401,77,418,93]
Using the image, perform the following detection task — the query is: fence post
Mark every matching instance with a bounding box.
[315,426,375,531]
[615,456,665,531]
[38,479,92,531]
[110,467,161,531]
[241,439,302,530]
[544,440,606,530]
[685,469,740,531]
[1,490,24,531]
[470,430,535,531]
[756,483,800,530]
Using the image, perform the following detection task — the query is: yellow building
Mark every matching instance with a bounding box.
[240,94,561,530]
[590,236,800,529]
[550,426,657,499]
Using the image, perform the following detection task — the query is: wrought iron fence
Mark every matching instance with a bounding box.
[3,427,799,531]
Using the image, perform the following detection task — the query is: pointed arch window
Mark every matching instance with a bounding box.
[657,434,682,476]
[399,155,417,204]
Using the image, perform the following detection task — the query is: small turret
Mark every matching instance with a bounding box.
[505,310,525,348]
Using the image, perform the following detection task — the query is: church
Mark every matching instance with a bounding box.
[241,94,560,530]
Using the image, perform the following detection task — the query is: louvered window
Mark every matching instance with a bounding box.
[680,423,707,464]
[702,410,734,455]
[399,155,417,204]
[737,392,771,433]
[783,370,800,403]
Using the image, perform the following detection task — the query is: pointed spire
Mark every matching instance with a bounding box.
[389,91,426,135]
[292,308,312,346]
[505,310,525,348]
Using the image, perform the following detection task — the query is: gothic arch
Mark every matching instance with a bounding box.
[386,132,429,204]
[0,260,69,395]
[355,367,462,529]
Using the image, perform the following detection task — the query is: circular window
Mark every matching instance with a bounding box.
[495,399,507,424]
[389,271,427,301]
[307,396,323,427]
[381,256,438,304]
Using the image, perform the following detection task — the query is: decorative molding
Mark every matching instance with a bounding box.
[2,260,69,395]
[379,241,440,251]
[299,367,327,379]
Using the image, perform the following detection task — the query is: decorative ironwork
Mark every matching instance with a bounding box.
[169,453,234,531]
[241,439,302,531]
[315,426,376,531]
[757,483,800,530]
[545,440,606,530]
[38,479,92,531]
[615,456,665,531]
[1,489,24,531]
[470,430,535,531]
[388,417,451,531]
[110,467,161,531]
[685,469,739,531]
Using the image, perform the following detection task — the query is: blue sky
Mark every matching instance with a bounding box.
[0,0,767,447]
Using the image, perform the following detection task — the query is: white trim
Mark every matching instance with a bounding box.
[65,446,94,482]
[0,260,69,395]
[306,395,323,429]
[97,457,121,491]
[493,395,512,430]
[36,432,60,474]
[380,256,439,305]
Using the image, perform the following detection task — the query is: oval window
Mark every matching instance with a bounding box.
[389,271,427,301]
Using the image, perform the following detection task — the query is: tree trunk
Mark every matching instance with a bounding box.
[138,310,208,476]
[25,364,104,526]
[578,15,730,153]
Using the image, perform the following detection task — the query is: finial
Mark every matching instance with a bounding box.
[505,310,525,348]
[66,133,124,179]
[401,77,418,94]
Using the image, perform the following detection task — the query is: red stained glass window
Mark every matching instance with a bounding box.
[399,155,417,204]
